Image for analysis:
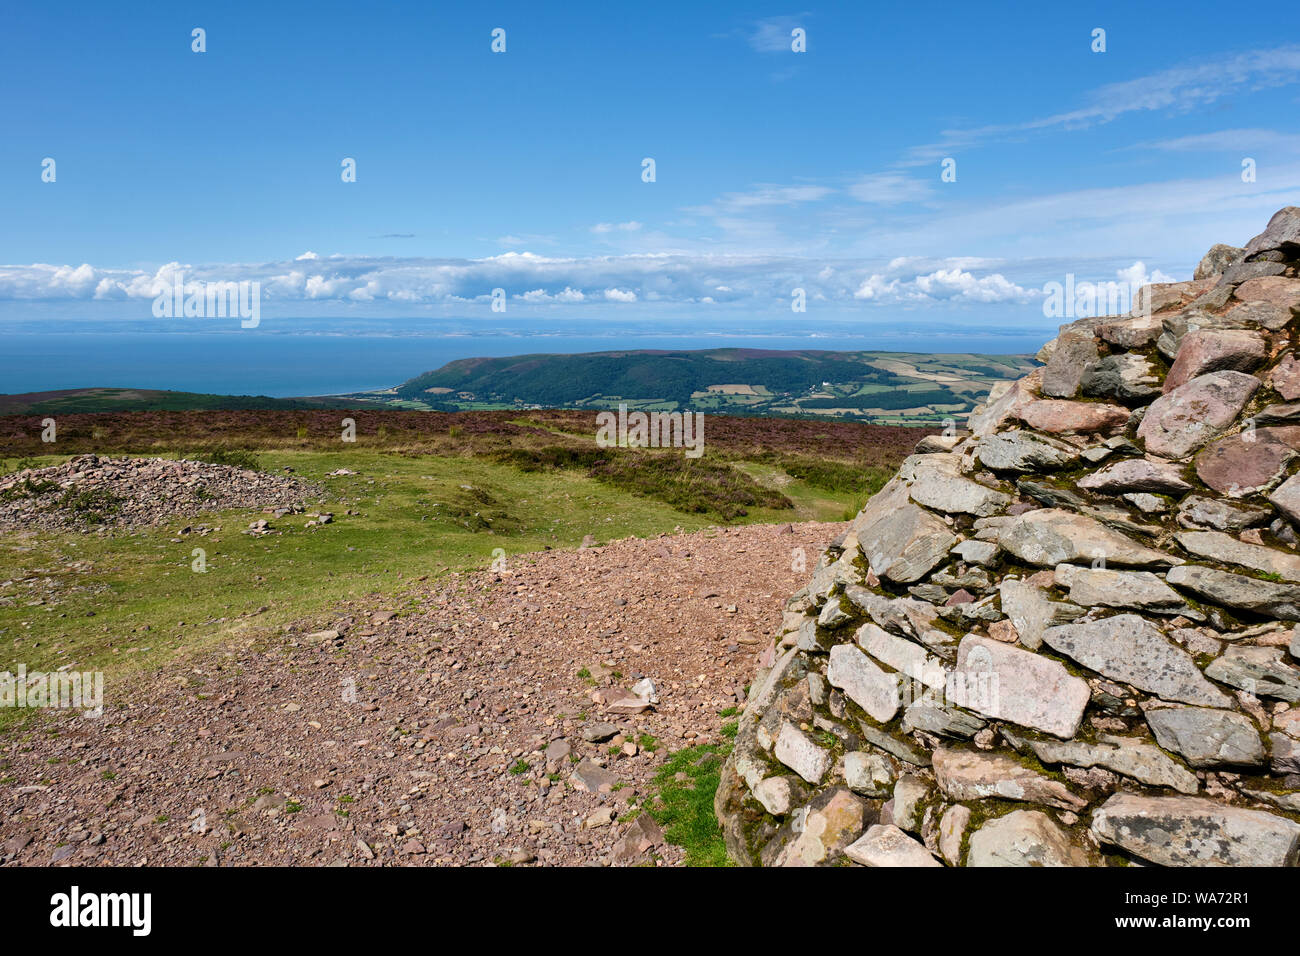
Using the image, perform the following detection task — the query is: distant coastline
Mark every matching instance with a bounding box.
[0,318,1054,398]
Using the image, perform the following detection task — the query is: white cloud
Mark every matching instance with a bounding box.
[0,250,1173,317]
[519,286,586,302]
[748,16,804,53]
[855,267,1036,304]
[591,221,643,233]
[914,269,1037,303]
[848,172,931,204]
[691,184,832,215]
[1116,261,1177,288]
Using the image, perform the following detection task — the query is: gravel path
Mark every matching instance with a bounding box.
[0,521,841,867]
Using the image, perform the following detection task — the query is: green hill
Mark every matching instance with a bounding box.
[390,347,1037,424]
[0,387,380,416]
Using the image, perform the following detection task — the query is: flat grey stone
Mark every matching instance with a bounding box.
[999,577,1085,649]
[858,502,958,584]
[1053,565,1185,613]
[1025,734,1199,794]
[845,824,942,867]
[1078,458,1192,496]
[974,430,1080,473]
[902,454,1011,517]
[998,509,1177,569]
[902,698,986,739]
[1176,530,1300,583]
[1177,495,1272,532]
[1251,401,1300,426]
[1166,564,1300,621]
[774,721,831,784]
[1123,492,1171,514]
[1242,787,1300,814]
[967,809,1095,867]
[570,758,619,793]
[858,722,931,767]
[1144,705,1266,768]
[844,751,895,797]
[953,538,1000,566]
[856,622,947,690]
[1203,646,1300,702]
[1091,793,1300,867]
[1041,614,1230,707]
[950,634,1089,737]
[827,643,900,722]
[817,597,853,629]
[932,747,1086,811]
[1082,352,1162,401]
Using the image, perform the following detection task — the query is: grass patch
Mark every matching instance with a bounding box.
[646,743,733,867]
[489,445,792,521]
[186,447,261,471]
[55,487,123,524]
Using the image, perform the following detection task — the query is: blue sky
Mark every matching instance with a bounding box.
[2,0,1299,330]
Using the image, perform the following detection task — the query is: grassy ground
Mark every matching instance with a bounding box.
[0,443,872,730]
[646,741,734,867]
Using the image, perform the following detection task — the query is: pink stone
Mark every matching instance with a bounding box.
[987,619,1019,643]
[968,368,1043,437]
[1135,279,1215,316]
[1234,276,1300,315]
[1019,400,1128,435]
[1137,371,1260,459]
[1163,329,1266,392]
[1272,352,1300,401]
[1195,429,1300,497]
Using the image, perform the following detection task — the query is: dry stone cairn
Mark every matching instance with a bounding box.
[716,207,1300,867]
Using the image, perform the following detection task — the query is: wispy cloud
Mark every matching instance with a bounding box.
[1133,128,1300,153]
[747,15,806,53]
[847,172,932,204]
[590,221,643,234]
[901,44,1300,166]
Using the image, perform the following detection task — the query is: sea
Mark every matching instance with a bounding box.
[0,316,1057,397]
